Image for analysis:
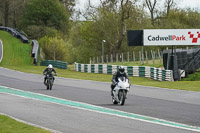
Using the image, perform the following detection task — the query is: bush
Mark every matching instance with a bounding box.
[24,25,61,39]
[182,71,200,81]
[39,36,67,61]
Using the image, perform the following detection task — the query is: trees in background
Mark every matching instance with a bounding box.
[22,0,69,38]
[59,0,75,16]
[0,0,200,64]
[0,0,28,27]
[145,0,157,26]
[68,0,156,63]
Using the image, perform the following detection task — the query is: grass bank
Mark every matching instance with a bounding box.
[0,114,51,133]
[0,30,32,66]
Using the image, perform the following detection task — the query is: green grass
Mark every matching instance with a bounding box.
[0,30,32,66]
[182,71,200,81]
[0,114,51,133]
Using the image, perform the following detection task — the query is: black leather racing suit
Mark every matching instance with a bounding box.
[43,68,57,84]
[111,71,129,91]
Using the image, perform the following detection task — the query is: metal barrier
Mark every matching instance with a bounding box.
[0,26,29,43]
[74,62,174,81]
[0,40,3,63]
[31,40,39,64]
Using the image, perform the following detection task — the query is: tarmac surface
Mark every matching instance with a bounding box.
[0,67,200,133]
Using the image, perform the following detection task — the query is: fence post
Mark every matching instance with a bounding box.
[133,51,135,62]
[106,55,108,63]
[154,51,156,64]
[111,54,113,63]
[151,50,155,64]
[116,53,118,62]
[93,57,95,64]
[97,56,99,64]
[145,51,148,64]
[122,53,124,62]
[142,47,144,65]
[158,49,162,63]
[90,57,92,64]
[139,51,142,64]
[127,52,129,62]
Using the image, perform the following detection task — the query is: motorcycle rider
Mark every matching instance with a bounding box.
[43,64,57,85]
[111,66,129,96]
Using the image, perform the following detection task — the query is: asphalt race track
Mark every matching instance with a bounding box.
[0,67,200,133]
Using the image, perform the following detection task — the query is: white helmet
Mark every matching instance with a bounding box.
[48,64,53,69]
[119,66,125,74]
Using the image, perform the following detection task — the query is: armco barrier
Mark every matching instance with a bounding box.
[40,60,67,69]
[0,40,3,63]
[31,40,39,64]
[0,26,29,43]
[74,63,174,81]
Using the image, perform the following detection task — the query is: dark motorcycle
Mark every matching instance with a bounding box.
[45,74,55,90]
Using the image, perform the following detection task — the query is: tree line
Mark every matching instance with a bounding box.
[0,0,200,64]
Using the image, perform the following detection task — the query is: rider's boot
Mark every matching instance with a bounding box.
[44,79,46,85]
[110,84,114,96]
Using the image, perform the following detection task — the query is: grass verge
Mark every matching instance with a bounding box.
[182,71,200,81]
[0,31,32,66]
[0,114,51,133]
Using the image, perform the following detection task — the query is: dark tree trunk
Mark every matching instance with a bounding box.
[4,1,9,26]
[115,0,130,53]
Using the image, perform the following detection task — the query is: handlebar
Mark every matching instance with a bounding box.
[43,73,57,76]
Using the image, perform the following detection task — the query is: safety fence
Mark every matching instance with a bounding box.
[0,27,40,65]
[74,62,173,81]
[0,26,29,43]
[0,40,3,63]
[90,50,163,65]
[40,60,67,69]
[31,40,39,64]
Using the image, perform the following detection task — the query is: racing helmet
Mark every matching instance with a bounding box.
[48,64,53,69]
[119,66,125,74]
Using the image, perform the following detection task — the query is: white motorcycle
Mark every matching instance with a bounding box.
[112,77,130,105]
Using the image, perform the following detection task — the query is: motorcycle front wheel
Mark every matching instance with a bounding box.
[46,79,50,90]
[49,81,52,90]
[46,83,49,90]
[119,90,126,105]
